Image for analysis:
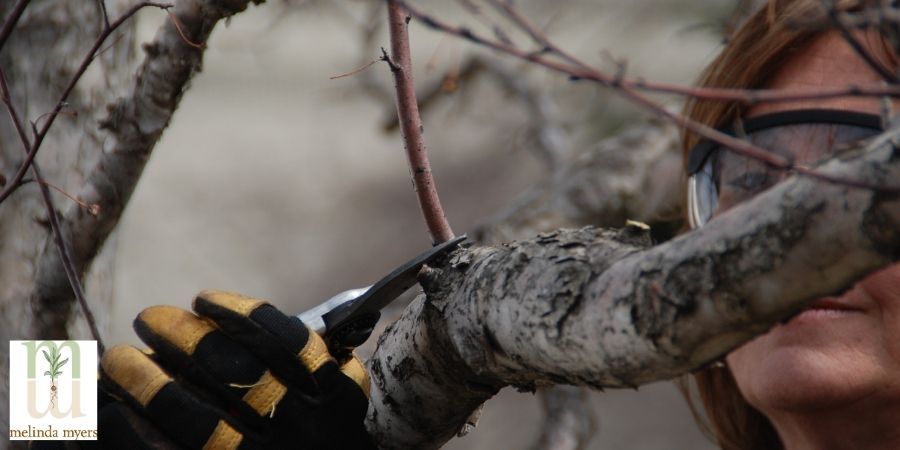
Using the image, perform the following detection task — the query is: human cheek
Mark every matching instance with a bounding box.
[860,263,900,362]
[859,263,900,308]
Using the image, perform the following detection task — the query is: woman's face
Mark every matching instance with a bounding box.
[721,31,900,422]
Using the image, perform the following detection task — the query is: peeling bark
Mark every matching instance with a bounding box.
[366,132,900,449]
[471,117,682,450]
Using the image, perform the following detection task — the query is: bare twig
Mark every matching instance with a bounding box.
[385,0,455,244]
[330,58,380,79]
[19,178,101,216]
[397,1,900,195]
[166,9,206,49]
[97,0,111,30]
[0,68,105,353]
[0,0,30,55]
[33,162,105,355]
[0,71,41,204]
[0,1,172,206]
[486,0,592,72]
[29,0,262,344]
[401,2,900,103]
[355,1,393,105]
[381,56,483,131]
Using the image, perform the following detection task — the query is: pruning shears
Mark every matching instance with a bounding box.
[297,235,466,356]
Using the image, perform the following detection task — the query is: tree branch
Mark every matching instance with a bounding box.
[0,1,170,206]
[381,56,569,169]
[385,0,454,244]
[0,68,106,352]
[467,117,682,448]
[400,1,900,104]
[29,0,264,340]
[397,1,900,196]
[365,131,900,448]
[0,0,30,55]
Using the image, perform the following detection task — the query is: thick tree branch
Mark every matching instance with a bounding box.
[385,0,454,244]
[0,1,169,206]
[30,0,263,339]
[366,131,900,448]
[473,117,682,449]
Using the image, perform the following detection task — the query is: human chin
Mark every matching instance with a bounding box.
[725,300,885,412]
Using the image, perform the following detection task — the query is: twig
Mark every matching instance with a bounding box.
[380,47,401,72]
[33,162,106,355]
[399,2,900,103]
[20,178,101,216]
[0,1,172,206]
[0,68,105,353]
[0,70,40,204]
[0,0,30,55]
[94,32,129,60]
[166,9,206,49]
[398,1,900,194]
[385,0,455,244]
[381,56,484,131]
[330,58,380,79]
[97,0,111,30]
[486,0,592,72]
[28,0,263,345]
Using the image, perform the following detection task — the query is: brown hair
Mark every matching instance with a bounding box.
[677,1,875,449]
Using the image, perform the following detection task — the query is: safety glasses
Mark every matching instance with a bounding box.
[686,109,884,229]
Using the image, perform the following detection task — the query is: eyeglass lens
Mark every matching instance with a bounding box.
[711,123,880,215]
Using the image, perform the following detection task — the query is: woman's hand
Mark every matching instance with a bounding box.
[98,290,374,449]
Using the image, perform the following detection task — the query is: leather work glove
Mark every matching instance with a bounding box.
[96,290,375,449]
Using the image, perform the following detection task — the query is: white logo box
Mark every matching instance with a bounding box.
[8,340,98,440]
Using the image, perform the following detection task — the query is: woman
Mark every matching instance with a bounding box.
[679,1,900,449]
[82,2,899,449]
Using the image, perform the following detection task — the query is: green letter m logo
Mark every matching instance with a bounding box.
[22,341,81,379]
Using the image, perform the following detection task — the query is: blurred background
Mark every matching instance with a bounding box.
[99,0,740,447]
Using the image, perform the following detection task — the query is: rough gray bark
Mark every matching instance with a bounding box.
[467,119,682,450]
[365,131,900,448]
